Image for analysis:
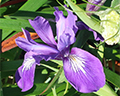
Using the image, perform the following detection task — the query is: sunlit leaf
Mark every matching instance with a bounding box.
[94,83,117,96]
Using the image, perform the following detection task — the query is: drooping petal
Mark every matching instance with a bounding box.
[76,21,104,41]
[63,47,105,93]
[15,51,41,92]
[54,7,78,42]
[29,16,57,47]
[57,27,76,51]
[16,37,59,56]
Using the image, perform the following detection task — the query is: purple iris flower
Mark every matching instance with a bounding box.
[76,21,104,41]
[15,7,105,93]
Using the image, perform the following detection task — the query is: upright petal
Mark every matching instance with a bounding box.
[54,7,66,41]
[57,27,76,51]
[54,7,78,42]
[76,21,104,41]
[66,9,78,34]
[15,51,41,92]
[29,16,57,47]
[63,47,105,93]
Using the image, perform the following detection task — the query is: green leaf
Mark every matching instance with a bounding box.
[1,47,22,60]
[104,47,120,61]
[19,0,48,11]
[111,0,120,7]
[0,7,7,16]
[40,63,59,72]
[81,93,98,96]
[97,43,105,62]
[47,83,70,96]
[1,29,13,40]
[94,83,117,96]
[52,85,57,96]
[10,6,67,19]
[0,18,31,31]
[104,67,120,88]
[73,30,92,48]
[1,60,23,72]
[0,18,31,40]
[50,60,63,66]
[58,69,67,84]
[40,67,63,95]
[10,10,55,19]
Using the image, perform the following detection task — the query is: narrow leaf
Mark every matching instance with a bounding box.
[40,63,59,72]
[0,0,27,8]
[94,83,117,96]
[19,0,48,11]
[40,67,63,95]
[104,67,120,87]
[111,0,120,7]
[0,18,31,40]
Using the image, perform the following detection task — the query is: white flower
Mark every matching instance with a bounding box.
[97,9,120,45]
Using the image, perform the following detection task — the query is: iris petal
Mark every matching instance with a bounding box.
[29,16,57,47]
[54,7,66,41]
[22,28,37,44]
[57,27,75,51]
[54,7,78,42]
[63,47,105,93]
[16,37,59,56]
[15,51,41,92]
[66,9,78,34]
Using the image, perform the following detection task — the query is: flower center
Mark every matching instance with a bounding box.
[68,55,86,74]
[22,57,35,72]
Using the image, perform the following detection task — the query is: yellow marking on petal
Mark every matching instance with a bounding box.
[69,55,86,74]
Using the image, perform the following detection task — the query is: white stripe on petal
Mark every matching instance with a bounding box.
[22,57,35,72]
[68,55,86,74]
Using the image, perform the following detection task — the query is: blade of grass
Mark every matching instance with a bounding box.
[0,0,27,8]
[40,67,63,95]
[18,0,48,11]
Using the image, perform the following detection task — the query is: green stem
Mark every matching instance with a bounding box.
[40,63,59,72]
[63,81,69,95]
